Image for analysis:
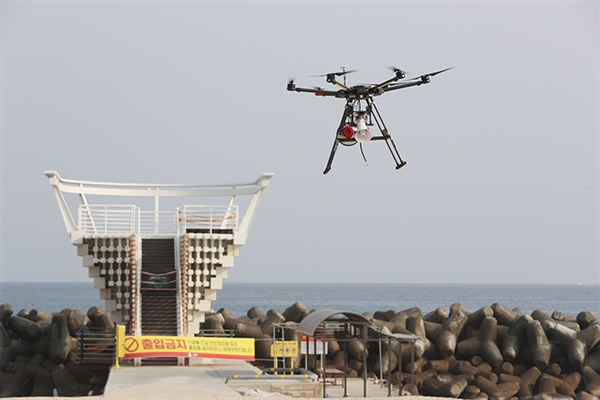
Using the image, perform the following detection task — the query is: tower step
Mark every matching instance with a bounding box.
[140,238,178,366]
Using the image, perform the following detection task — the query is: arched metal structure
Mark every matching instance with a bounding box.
[295,309,419,398]
[295,309,371,336]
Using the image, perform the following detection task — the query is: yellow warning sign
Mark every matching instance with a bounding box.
[270,340,298,357]
[116,328,254,360]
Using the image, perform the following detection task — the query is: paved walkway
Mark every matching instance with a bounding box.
[25,360,457,399]
[102,360,459,399]
[103,359,261,399]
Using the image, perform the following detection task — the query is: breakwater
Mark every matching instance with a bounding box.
[0,304,114,397]
[206,302,600,399]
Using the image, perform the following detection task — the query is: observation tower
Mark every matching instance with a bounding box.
[45,171,273,338]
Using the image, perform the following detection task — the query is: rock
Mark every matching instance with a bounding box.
[527,320,551,369]
[282,302,306,323]
[491,303,517,326]
[425,310,468,358]
[0,366,34,397]
[234,321,263,339]
[51,364,92,396]
[247,307,265,319]
[473,375,520,400]
[86,307,114,332]
[502,314,532,361]
[424,307,449,324]
[260,311,285,336]
[202,313,226,335]
[467,306,495,328]
[61,308,90,337]
[27,309,54,324]
[0,304,13,327]
[537,373,562,395]
[30,366,54,396]
[406,315,430,358]
[556,371,581,397]
[0,324,12,370]
[582,365,600,397]
[422,374,468,398]
[543,320,600,368]
[577,312,597,329]
[7,316,43,342]
[48,314,76,364]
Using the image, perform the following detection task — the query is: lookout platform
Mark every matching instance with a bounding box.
[45,171,273,339]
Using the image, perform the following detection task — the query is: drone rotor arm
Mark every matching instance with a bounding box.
[381,67,454,92]
[374,77,401,91]
[289,85,340,97]
[382,79,424,92]
[374,68,407,90]
[325,76,350,91]
[332,82,350,91]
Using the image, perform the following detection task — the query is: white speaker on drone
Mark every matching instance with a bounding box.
[354,117,373,142]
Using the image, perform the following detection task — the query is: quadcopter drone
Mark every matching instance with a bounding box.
[287,66,453,174]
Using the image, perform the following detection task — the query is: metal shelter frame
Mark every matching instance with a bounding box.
[293,309,420,398]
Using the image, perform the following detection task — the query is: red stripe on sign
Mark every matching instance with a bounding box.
[187,353,255,361]
[122,352,254,361]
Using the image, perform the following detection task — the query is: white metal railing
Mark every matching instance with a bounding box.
[139,211,178,235]
[47,171,273,245]
[77,205,238,236]
[179,205,238,233]
[78,205,137,235]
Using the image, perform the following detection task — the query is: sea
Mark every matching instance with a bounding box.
[0,282,598,319]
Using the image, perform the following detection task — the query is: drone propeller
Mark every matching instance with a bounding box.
[388,66,408,78]
[311,69,357,78]
[427,67,454,77]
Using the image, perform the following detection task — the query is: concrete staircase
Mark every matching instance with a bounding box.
[140,238,179,365]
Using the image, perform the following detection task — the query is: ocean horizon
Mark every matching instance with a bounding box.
[1,281,598,319]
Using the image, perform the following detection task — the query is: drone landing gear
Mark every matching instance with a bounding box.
[323,102,353,175]
[323,99,407,174]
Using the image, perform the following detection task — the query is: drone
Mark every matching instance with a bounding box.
[287,66,453,174]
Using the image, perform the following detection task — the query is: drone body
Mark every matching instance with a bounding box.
[287,66,453,174]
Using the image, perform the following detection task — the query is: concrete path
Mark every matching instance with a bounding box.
[103,359,261,399]
[25,360,457,399]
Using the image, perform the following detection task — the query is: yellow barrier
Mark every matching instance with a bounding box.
[115,325,255,364]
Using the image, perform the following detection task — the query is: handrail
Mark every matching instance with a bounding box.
[46,170,273,245]
[179,206,238,233]
[78,205,137,235]
[77,205,237,236]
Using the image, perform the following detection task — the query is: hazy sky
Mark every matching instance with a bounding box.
[1,1,598,285]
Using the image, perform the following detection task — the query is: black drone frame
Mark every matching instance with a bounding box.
[287,67,453,174]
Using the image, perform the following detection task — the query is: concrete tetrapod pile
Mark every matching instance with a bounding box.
[203,302,600,400]
[0,304,114,397]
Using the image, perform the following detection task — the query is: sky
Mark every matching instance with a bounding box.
[1,1,598,285]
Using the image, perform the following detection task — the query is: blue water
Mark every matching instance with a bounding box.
[214,283,600,319]
[0,282,102,313]
[0,282,598,319]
